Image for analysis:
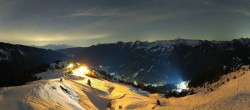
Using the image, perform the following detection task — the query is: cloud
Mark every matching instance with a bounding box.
[1,0,248,46]
[63,8,127,18]
[62,7,205,36]
[63,6,200,19]
[232,9,250,17]
[0,31,110,46]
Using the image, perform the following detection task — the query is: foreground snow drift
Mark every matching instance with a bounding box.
[25,81,84,110]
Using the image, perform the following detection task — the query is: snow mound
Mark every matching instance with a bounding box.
[25,81,84,110]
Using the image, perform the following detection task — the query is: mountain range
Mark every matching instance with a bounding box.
[58,38,250,86]
[1,38,250,87]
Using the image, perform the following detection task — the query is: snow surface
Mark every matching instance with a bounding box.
[0,49,10,61]
[18,49,25,56]
[1,67,250,110]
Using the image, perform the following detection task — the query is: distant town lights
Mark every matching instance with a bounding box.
[176,81,189,92]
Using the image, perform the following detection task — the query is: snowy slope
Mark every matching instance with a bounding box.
[0,67,250,110]
[158,69,250,110]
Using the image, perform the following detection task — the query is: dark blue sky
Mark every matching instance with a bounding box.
[0,0,250,46]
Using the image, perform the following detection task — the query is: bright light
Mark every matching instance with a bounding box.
[78,66,90,74]
[176,81,189,93]
[133,81,138,86]
[176,81,189,92]
[72,65,90,77]
[67,63,74,69]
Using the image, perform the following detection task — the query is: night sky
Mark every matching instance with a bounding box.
[0,0,250,46]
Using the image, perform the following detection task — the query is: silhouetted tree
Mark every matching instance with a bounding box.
[107,102,112,108]
[119,105,122,109]
[87,79,91,87]
[157,100,161,105]
[190,89,195,95]
[233,76,236,79]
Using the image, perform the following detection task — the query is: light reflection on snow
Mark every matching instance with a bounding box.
[72,65,90,77]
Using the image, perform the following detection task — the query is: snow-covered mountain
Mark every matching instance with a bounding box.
[58,38,250,86]
[37,44,74,50]
[0,63,249,110]
[0,42,68,87]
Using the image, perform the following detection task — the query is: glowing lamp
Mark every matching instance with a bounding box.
[78,66,90,75]
[67,63,74,69]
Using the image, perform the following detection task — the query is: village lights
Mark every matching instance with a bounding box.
[176,81,189,92]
